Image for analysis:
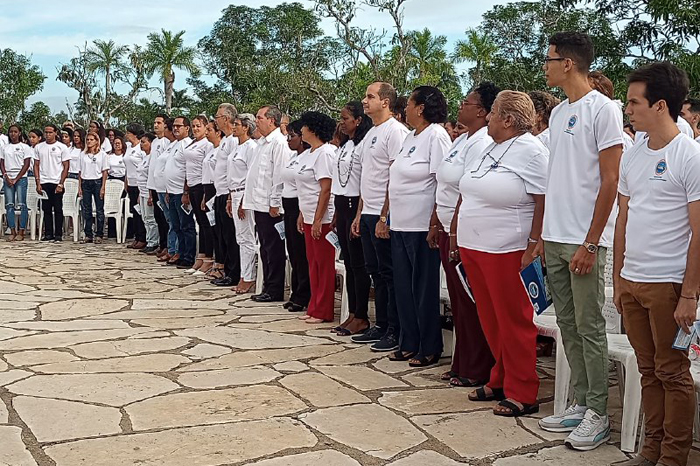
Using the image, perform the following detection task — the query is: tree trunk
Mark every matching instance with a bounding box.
[165,71,175,115]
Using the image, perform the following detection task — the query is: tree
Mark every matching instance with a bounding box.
[17,101,52,131]
[144,29,199,115]
[0,49,46,123]
[453,29,498,87]
[85,39,129,99]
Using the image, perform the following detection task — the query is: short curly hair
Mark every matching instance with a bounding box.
[528,91,561,126]
[411,86,447,124]
[588,71,614,99]
[472,82,500,113]
[493,91,536,133]
[300,111,337,143]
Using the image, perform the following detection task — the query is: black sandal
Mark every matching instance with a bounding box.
[408,354,442,367]
[441,370,457,381]
[449,376,484,388]
[336,325,369,337]
[468,386,505,402]
[389,350,418,361]
[493,399,539,417]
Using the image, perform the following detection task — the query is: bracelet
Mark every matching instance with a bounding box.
[449,233,457,237]
[528,237,539,244]
[430,225,439,229]
[680,295,697,300]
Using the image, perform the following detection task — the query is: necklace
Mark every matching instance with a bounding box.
[337,142,355,188]
[470,134,522,179]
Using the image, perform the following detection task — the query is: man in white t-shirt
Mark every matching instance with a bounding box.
[537,32,623,451]
[613,62,700,466]
[150,114,172,256]
[0,119,8,147]
[349,82,409,352]
[34,124,71,242]
[679,98,700,142]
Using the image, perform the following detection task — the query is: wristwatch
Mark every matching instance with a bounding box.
[379,216,388,224]
[582,241,598,254]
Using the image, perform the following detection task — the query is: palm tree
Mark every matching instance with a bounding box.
[143,29,199,114]
[453,29,498,85]
[407,29,452,85]
[85,39,129,98]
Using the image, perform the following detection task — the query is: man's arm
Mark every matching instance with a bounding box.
[676,201,700,333]
[613,194,629,313]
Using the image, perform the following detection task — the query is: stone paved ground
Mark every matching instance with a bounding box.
[1,241,699,466]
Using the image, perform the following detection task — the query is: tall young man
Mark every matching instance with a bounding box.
[537,32,624,451]
[612,62,700,466]
[679,98,700,142]
[350,82,409,352]
[148,114,171,256]
[244,105,287,302]
[154,119,178,262]
[34,124,71,242]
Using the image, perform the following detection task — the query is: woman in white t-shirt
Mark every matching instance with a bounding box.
[78,132,109,243]
[528,91,560,150]
[0,124,33,241]
[331,101,373,336]
[60,127,78,179]
[69,129,86,180]
[88,120,112,154]
[201,120,225,280]
[388,86,451,366]
[294,111,338,323]
[124,125,147,249]
[459,91,547,417]
[107,135,127,181]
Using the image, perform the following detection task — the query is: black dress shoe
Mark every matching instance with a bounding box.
[41,236,55,241]
[252,293,284,303]
[142,246,158,254]
[212,276,236,286]
[53,237,63,242]
[176,262,195,269]
[283,300,294,309]
[288,303,307,312]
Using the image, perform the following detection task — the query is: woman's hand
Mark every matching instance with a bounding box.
[449,234,459,262]
[99,188,105,200]
[182,192,190,206]
[237,205,246,220]
[200,198,205,211]
[351,216,361,238]
[225,199,233,218]
[297,213,304,234]
[426,225,440,249]
[312,220,322,240]
[521,241,538,270]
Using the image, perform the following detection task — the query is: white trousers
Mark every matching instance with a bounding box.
[231,191,257,281]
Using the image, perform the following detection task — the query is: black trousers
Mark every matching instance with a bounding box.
[213,194,240,281]
[126,185,145,242]
[282,197,310,307]
[203,184,217,258]
[41,183,64,239]
[255,210,286,300]
[189,184,214,257]
[335,195,371,320]
[151,188,168,249]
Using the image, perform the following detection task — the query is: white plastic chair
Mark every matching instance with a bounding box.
[104,180,124,243]
[336,247,349,323]
[121,196,133,242]
[25,177,40,240]
[607,334,642,452]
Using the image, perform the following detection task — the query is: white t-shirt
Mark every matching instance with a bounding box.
[458,133,549,253]
[35,141,70,184]
[215,135,238,196]
[108,154,126,178]
[164,137,192,195]
[294,144,336,224]
[696,135,700,144]
[542,90,623,248]
[0,134,8,147]
[123,144,143,185]
[184,138,213,186]
[635,118,695,143]
[136,152,151,195]
[435,127,493,232]
[536,128,551,150]
[153,140,175,193]
[201,145,217,185]
[619,133,700,283]
[359,118,409,215]
[389,123,451,231]
[227,138,256,192]
[332,139,363,197]
[68,147,81,174]
[147,137,169,191]
[79,150,110,180]
[0,142,33,178]
[281,149,301,198]
[101,138,112,154]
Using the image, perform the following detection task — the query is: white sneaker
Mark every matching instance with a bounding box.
[565,409,610,451]
[538,404,587,432]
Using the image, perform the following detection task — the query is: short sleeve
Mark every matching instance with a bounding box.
[617,151,631,197]
[386,124,409,162]
[60,144,71,162]
[102,152,110,171]
[594,101,624,152]
[679,149,700,203]
[429,127,452,175]
[314,147,334,181]
[521,150,549,195]
[23,144,33,160]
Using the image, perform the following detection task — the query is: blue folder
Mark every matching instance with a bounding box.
[520,257,552,315]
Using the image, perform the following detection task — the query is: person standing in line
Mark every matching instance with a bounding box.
[77,132,109,244]
[164,116,194,268]
[611,62,700,466]
[528,90,561,150]
[202,119,224,280]
[226,114,258,294]
[1,124,33,241]
[0,119,8,147]
[88,120,111,153]
[294,111,338,323]
[210,103,241,287]
[350,82,410,352]
[137,133,159,254]
[150,115,173,257]
[536,32,624,451]
[34,124,70,242]
[332,101,373,336]
[280,120,312,312]
[124,124,146,250]
[679,98,700,142]
[244,105,288,303]
[388,86,452,366]
[154,119,179,263]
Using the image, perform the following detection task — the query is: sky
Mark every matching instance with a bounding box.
[1,0,504,113]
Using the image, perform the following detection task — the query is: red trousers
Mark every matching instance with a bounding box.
[460,247,540,404]
[304,223,336,321]
[439,232,493,381]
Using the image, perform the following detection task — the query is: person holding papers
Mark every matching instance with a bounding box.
[457,91,548,417]
[612,62,700,466]
[294,111,337,323]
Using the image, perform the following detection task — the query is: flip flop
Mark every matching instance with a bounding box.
[408,354,442,367]
[493,399,539,417]
[388,350,418,361]
[468,386,505,402]
[336,325,369,337]
[449,376,485,388]
[441,370,457,381]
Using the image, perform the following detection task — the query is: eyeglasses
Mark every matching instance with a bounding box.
[214,114,225,120]
[172,124,185,128]
[544,57,568,64]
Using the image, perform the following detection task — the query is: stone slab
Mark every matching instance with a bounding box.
[492,445,628,465]
[251,450,361,465]
[176,327,332,350]
[0,400,7,423]
[130,315,238,329]
[0,310,37,324]
[0,369,33,386]
[6,320,131,331]
[0,328,152,350]
[273,361,309,373]
[45,418,317,466]
[181,343,231,360]
[13,396,122,442]
[0,358,7,371]
[4,350,78,367]
[300,404,427,459]
[131,298,232,310]
[0,425,37,466]
[0,328,35,341]
[316,365,408,391]
[69,337,191,359]
[29,354,190,374]
[309,346,386,366]
[379,388,487,415]
[7,373,178,406]
[387,451,464,465]
[39,298,129,320]
[179,345,345,372]
[177,366,281,389]
[280,372,370,408]
[126,385,307,430]
[91,309,225,320]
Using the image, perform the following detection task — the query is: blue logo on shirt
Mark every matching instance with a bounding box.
[568,115,578,129]
[655,159,667,176]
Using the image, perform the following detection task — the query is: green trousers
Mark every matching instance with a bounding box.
[544,241,609,416]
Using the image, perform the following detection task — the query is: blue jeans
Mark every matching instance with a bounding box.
[81,179,105,238]
[168,193,196,264]
[3,176,28,229]
[158,192,178,254]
